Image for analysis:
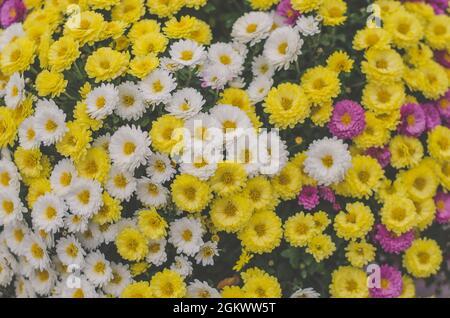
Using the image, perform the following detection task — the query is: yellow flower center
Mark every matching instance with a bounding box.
[45,206,57,220]
[26,128,35,141]
[2,200,14,215]
[96,96,106,109]
[321,155,334,168]
[0,172,10,187]
[94,261,105,274]
[122,95,135,107]
[182,229,193,242]
[278,42,288,55]
[147,183,159,196]
[123,142,136,155]
[180,50,193,61]
[183,186,196,200]
[60,172,72,186]
[392,207,406,221]
[152,80,164,93]
[11,85,18,97]
[77,190,90,205]
[31,243,44,259]
[114,174,128,188]
[14,229,24,242]
[340,112,352,126]
[246,23,257,33]
[220,55,231,65]
[66,243,78,258]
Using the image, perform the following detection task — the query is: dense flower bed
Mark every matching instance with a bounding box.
[0,0,449,298]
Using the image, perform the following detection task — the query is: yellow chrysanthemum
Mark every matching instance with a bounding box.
[137,208,168,240]
[115,227,148,261]
[241,267,282,298]
[334,202,374,240]
[73,101,103,132]
[326,50,354,73]
[121,281,152,298]
[132,32,168,57]
[85,47,129,83]
[26,178,51,208]
[221,286,246,298]
[0,107,17,147]
[171,174,211,213]
[306,234,336,262]
[384,10,424,49]
[163,15,212,45]
[362,48,404,84]
[263,83,310,129]
[271,162,303,200]
[56,121,92,162]
[64,11,105,45]
[129,19,161,42]
[48,36,80,72]
[399,275,416,298]
[405,43,434,67]
[301,66,341,106]
[149,269,186,298]
[111,0,145,24]
[92,192,122,225]
[210,195,253,233]
[35,70,67,98]
[425,15,450,50]
[362,82,405,114]
[381,195,417,235]
[312,211,331,232]
[147,0,184,18]
[404,61,449,100]
[414,198,436,231]
[238,209,282,254]
[329,266,369,298]
[345,240,376,268]
[319,0,347,26]
[403,238,443,278]
[75,147,110,183]
[291,0,322,13]
[398,162,439,202]
[353,112,391,149]
[210,162,247,197]
[436,160,450,191]
[150,115,184,155]
[0,37,36,75]
[284,212,318,247]
[389,135,424,169]
[128,54,159,79]
[14,147,43,179]
[241,176,273,210]
[428,125,450,162]
[352,28,391,51]
[248,0,279,10]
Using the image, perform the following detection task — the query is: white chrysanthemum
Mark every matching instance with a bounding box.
[179,144,221,181]
[183,113,222,147]
[139,69,176,105]
[17,255,33,278]
[105,166,136,202]
[160,57,184,73]
[56,235,85,267]
[146,239,167,266]
[77,222,103,251]
[247,76,274,104]
[66,179,103,218]
[15,276,36,298]
[4,72,25,109]
[115,218,137,233]
[226,131,269,176]
[84,251,112,287]
[169,39,206,67]
[231,41,249,60]
[170,255,193,278]
[166,87,205,119]
[34,99,67,146]
[136,177,169,207]
[30,267,56,296]
[0,190,25,226]
[115,81,147,121]
[64,213,89,234]
[290,287,321,298]
[85,83,119,120]
[0,158,20,193]
[168,217,203,257]
[92,133,111,151]
[99,222,119,244]
[304,137,352,186]
[102,262,132,297]
[269,10,285,30]
[0,258,14,287]
[0,23,25,51]
[263,26,304,70]
[195,241,218,266]
[208,43,244,75]
[109,125,151,172]
[4,221,29,255]
[252,55,275,78]
[232,11,273,46]
[18,116,40,149]
[58,275,98,298]
[32,193,67,233]
[295,16,321,37]
[23,235,50,270]
[258,130,289,176]
[187,280,221,298]
[209,104,253,143]
[200,63,234,90]
[38,230,55,250]
[146,152,176,183]
[50,159,78,197]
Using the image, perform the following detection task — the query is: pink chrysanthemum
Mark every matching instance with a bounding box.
[374,224,414,254]
[436,90,450,123]
[365,146,391,168]
[422,103,442,131]
[369,265,403,298]
[398,103,426,137]
[276,0,301,25]
[435,192,450,224]
[298,186,319,210]
[435,50,450,68]
[0,0,26,28]
[328,100,366,139]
